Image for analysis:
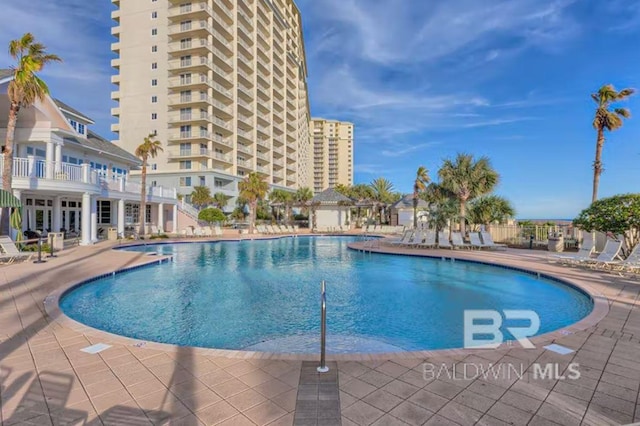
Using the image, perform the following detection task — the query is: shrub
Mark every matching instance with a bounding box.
[150,234,169,239]
[573,193,640,256]
[198,207,226,224]
[21,243,51,252]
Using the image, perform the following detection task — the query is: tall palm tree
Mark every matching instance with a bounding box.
[238,172,269,234]
[134,134,163,236]
[269,189,292,222]
[421,183,458,241]
[212,192,231,210]
[369,177,395,224]
[413,166,430,228]
[438,153,499,236]
[190,185,212,209]
[2,33,61,234]
[591,84,635,202]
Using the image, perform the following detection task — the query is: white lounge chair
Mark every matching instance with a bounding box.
[469,233,487,249]
[202,226,213,237]
[417,230,437,248]
[451,232,471,249]
[438,232,453,249]
[0,236,33,264]
[185,227,194,238]
[598,244,640,272]
[214,226,223,236]
[550,232,595,263]
[399,230,421,247]
[390,230,413,246]
[581,238,623,267]
[480,231,507,250]
[194,228,204,237]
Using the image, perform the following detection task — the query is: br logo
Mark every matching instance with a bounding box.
[464,310,540,349]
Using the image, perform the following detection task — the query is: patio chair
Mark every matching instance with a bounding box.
[390,230,413,246]
[194,228,204,237]
[469,233,487,249]
[438,232,453,249]
[150,225,159,235]
[580,238,623,267]
[214,226,223,236]
[0,236,33,264]
[598,244,640,272]
[451,232,471,249]
[550,235,596,263]
[185,227,194,238]
[202,226,213,237]
[398,230,420,247]
[480,231,508,250]
[416,230,437,249]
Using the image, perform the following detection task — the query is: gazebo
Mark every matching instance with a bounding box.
[309,188,353,231]
[0,189,23,240]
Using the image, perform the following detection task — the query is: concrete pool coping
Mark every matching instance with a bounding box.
[44,235,610,362]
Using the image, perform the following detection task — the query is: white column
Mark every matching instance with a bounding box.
[82,163,91,183]
[91,197,98,242]
[81,193,92,246]
[45,142,54,179]
[158,203,164,232]
[117,199,125,237]
[54,144,62,173]
[52,196,62,232]
[173,204,178,233]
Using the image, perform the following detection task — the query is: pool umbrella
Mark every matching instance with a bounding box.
[0,189,23,241]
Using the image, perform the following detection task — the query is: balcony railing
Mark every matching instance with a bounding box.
[1,157,176,199]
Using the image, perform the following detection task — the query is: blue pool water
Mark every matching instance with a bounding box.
[60,237,593,353]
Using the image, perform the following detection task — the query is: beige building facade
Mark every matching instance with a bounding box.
[111,0,311,206]
[310,118,354,193]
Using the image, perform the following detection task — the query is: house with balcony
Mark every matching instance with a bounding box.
[0,70,178,245]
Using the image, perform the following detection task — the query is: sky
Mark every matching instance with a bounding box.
[1,0,639,218]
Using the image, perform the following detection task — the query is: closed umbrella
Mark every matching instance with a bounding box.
[0,189,23,241]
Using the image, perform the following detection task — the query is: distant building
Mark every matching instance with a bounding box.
[389,194,429,227]
[310,118,354,193]
[111,0,312,205]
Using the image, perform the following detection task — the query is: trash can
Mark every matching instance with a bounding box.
[49,232,65,251]
[548,232,564,252]
[108,227,119,241]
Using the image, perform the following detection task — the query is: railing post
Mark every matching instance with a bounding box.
[317,280,329,373]
[33,237,46,264]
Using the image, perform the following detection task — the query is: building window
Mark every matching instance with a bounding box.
[151,28,158,36]
[98,200,111,224]
[151,11,158,18]
[151,113,158,120]
[151,79,158,86]
[180,161,192,170]
[180,177,192,187]
[151,96,158,103]
[151,45,158,52]
[151,62,158,69]
[199,176,205,186]
[77,123,85,134]
[151,164,158,170]
[151,181,157,187]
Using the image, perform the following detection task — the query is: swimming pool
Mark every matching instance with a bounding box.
[60,237,593,354]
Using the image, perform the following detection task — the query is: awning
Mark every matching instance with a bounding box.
[0,189,21,208]
[0,190,22,240]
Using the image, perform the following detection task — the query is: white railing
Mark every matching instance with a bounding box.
[0,157,177,200]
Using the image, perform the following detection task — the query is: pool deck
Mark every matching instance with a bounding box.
[1,234,640,425]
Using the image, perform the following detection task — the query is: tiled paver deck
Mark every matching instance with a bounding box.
[1,236,640,425]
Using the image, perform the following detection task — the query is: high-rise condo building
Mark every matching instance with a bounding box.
[310,118,354,193]
[111,0,311,206]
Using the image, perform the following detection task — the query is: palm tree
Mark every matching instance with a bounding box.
[190,186,212,209]
[212,192,231,210]
[591,84,635,202]
[421,183,458,241]
[467,195,515,227]
[269,189,292,222]
[2,33,61,234]
[238,172,269,234]
[413,166,430,228]
[369,177,395,224]
[438,153,499,236]
[349,184,375,227]
[294,187,313,215]
[134,134,163,236]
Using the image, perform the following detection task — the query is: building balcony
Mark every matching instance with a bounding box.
[0,157,176,202]
[237,143,254,155]
[237,129,254,144]
[168,2,211,20]
[168,131,213,144]
[212,133,233,149]
[257,138,270,150]
[256,151,270,161]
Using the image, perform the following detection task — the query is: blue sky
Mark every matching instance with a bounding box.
[1,0,639,218]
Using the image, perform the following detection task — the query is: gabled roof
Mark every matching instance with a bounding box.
[311,188,353,205]
[53,99,94,123]
[63,130,141,166]
[391,194,429,210]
